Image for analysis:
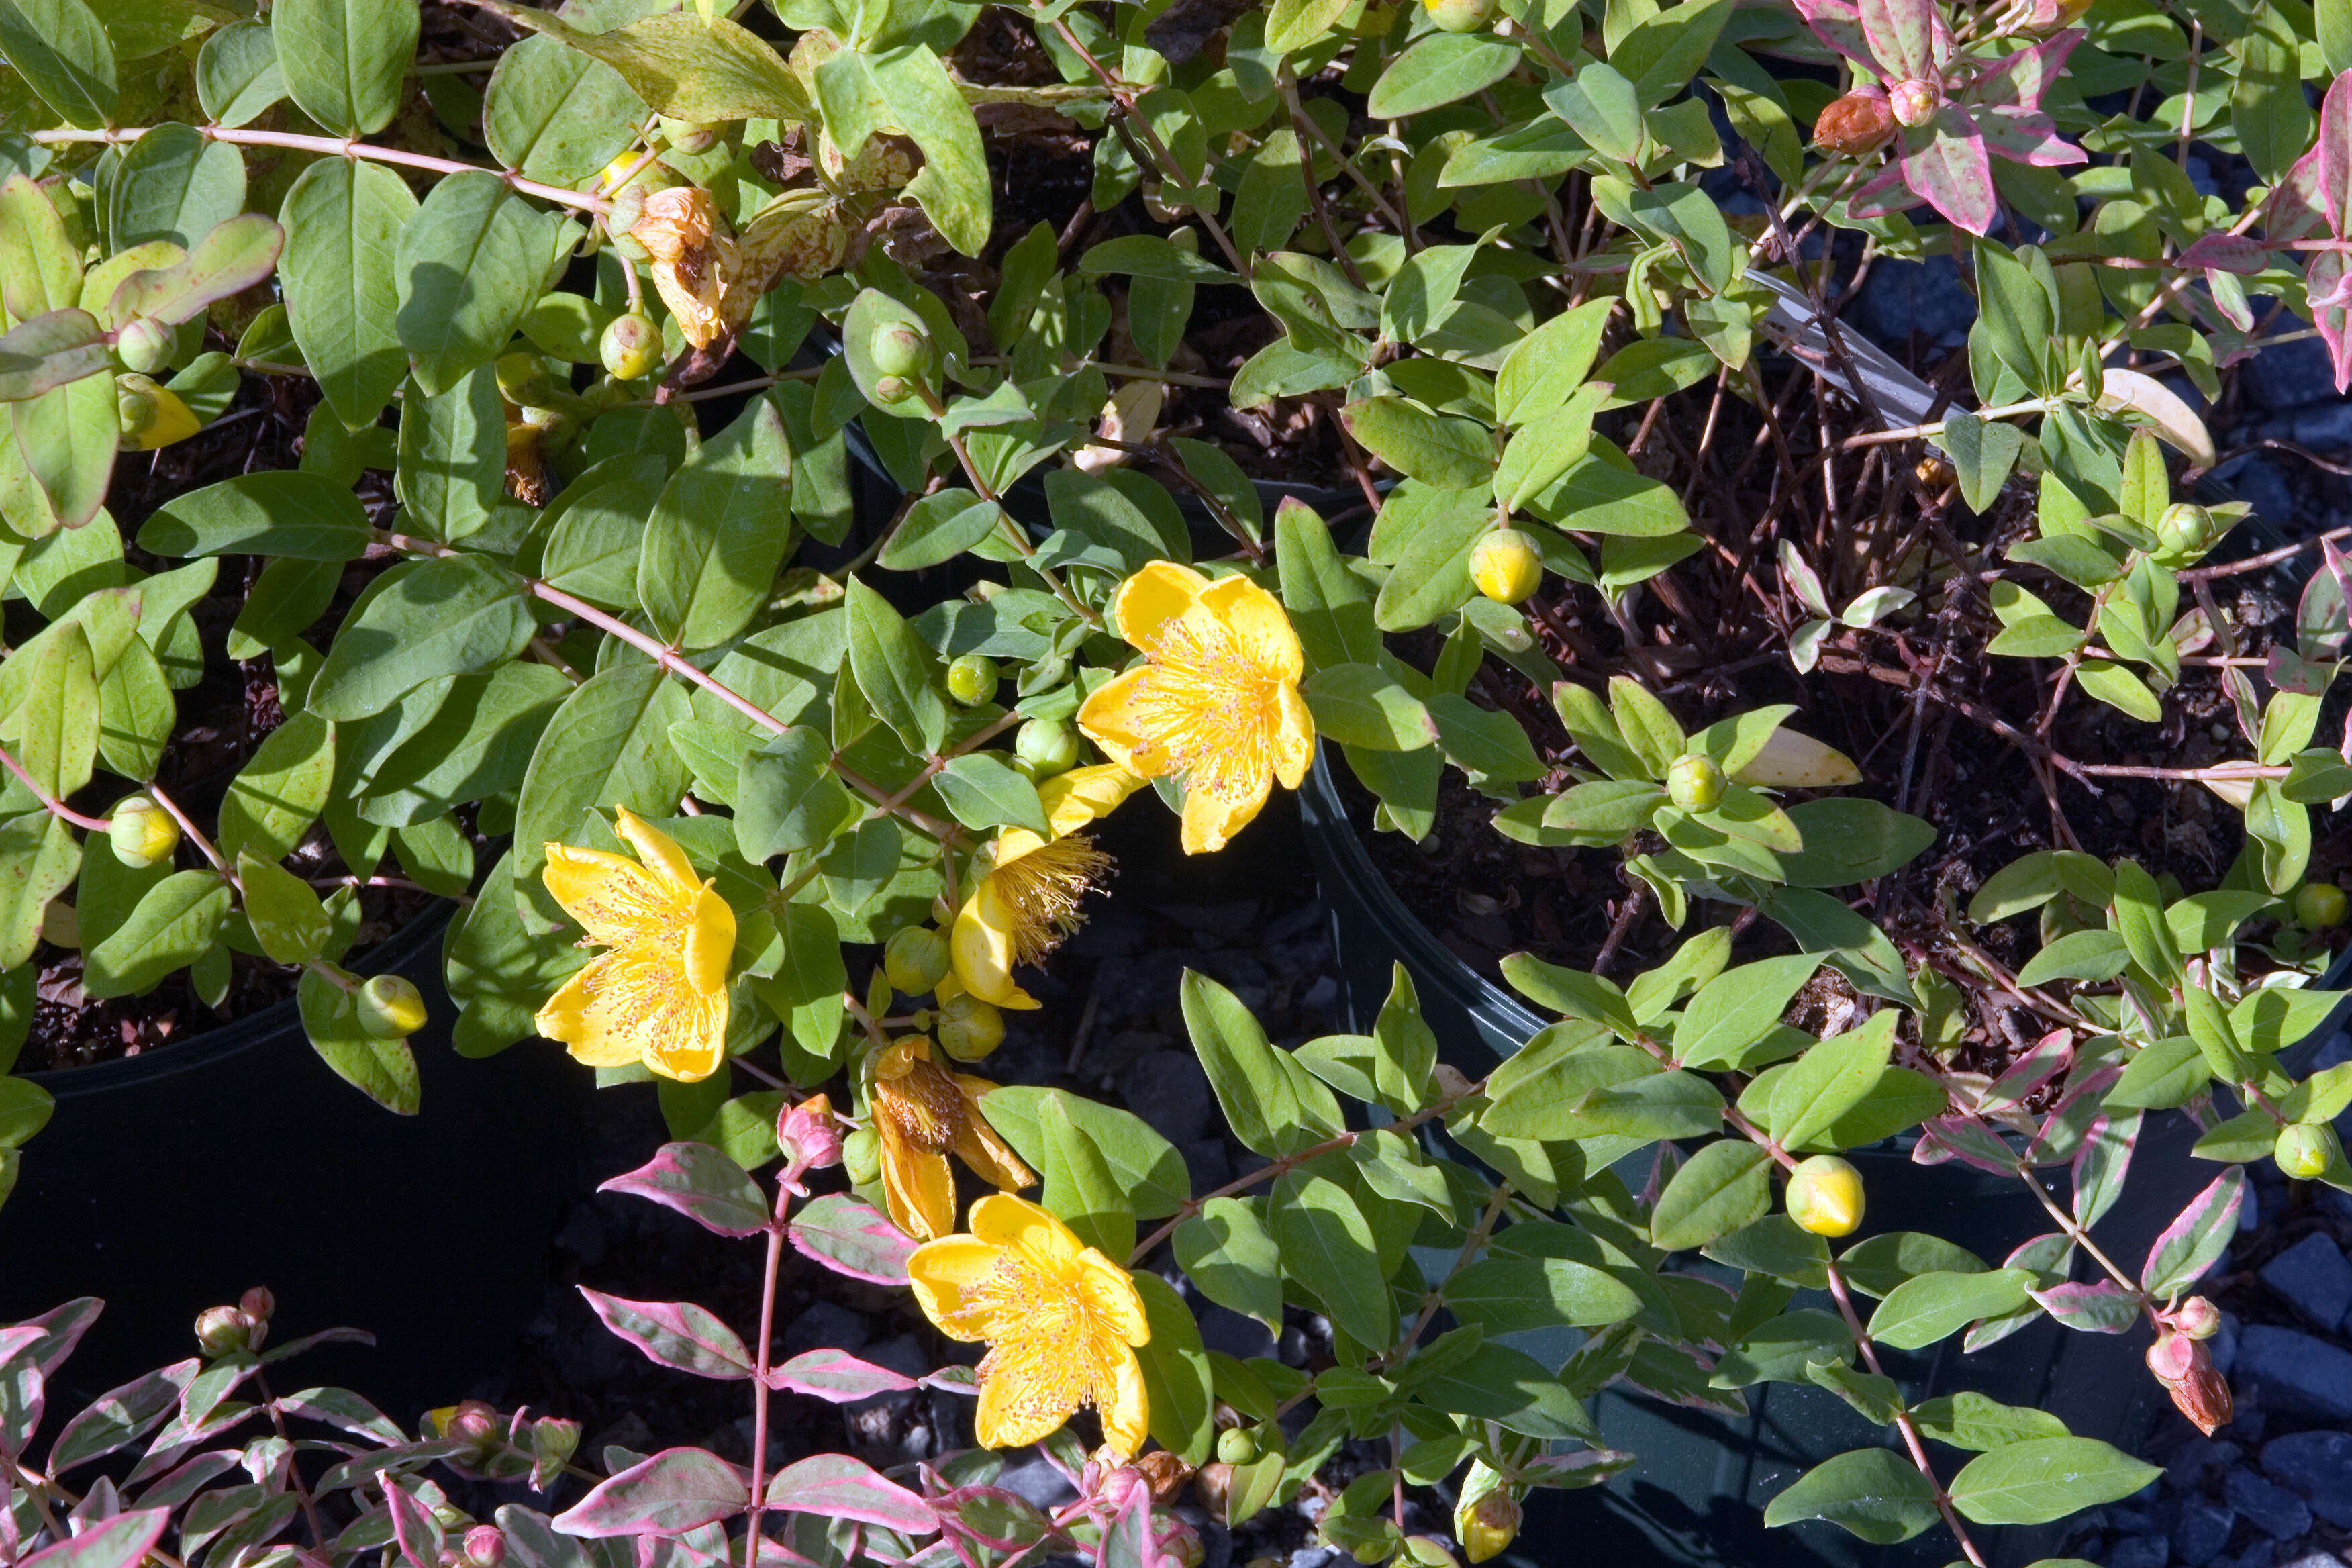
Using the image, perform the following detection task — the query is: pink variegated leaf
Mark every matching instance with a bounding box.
[1857,0,1937,81]
[1902,109,1998,234]
[936,1485,1051,1554]
[1918,1114,2019,1175]
[2141,1167,2244,1298]
[788,1194,917,1285]
[7,1298,103,1375]
[0,1328,42,1369]
[1967,29,2082,112]
[2313,248,2352,310]
[1790,0,1881,72]
[2179,233,2271,274]
[599,1143,773,1238]
[2320,69,2352,234]
[580,1291,755,1383]
[762,1455,938,1536]
[554,1448,748,1538]
[49,1361,201,1474]
[763,1349,920,1402]
[387,1482,446,1568]
[2030,1280,2141,1333]
[1975,106,2086,167]
[2308,250,2352,394]
[1979,1030,2073,1114]
[2268,145,2331,244]
[2023,1063,2122,1167]
[19,1508,169,1568]
[2071,1108,2140,1229]
[1845,159,1919,220]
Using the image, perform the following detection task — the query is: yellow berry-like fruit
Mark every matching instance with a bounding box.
[108,795,180,868]
[936,992,1005,1062]
[1665,752,1727,812]
[1468,528,1543,605]
[946,654,1000,706]
[599,313,663,381]
[2296,881,2348,930]
[883,927,952,995]
[115,315,173,375]
[357,975,429,1040]
[1422,0,1497,31]
[1785,1154,1867,1236]
[1015,718,1081,778]
[2277,1121,2339,1180]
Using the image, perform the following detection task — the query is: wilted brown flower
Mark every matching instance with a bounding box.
[2147,1328,2233,1435]
[1814,92,1896,156]
[631,187,736,350]
[1135,1449,1195,1502]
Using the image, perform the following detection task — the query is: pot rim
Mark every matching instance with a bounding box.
[23,904,454,1100]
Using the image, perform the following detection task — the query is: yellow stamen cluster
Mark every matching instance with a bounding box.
[986,833,1110,969]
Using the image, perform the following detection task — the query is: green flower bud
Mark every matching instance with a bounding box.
[1015,718,1082,778]
[2156,502,2216,559]
[2277,1121,2339,1180]
[109,795,180,868]
[194,1306,256,1357]
[946,654,1000,706]
[1888,78,1940,126]
[872,373,917,406]
[600,313,662,381]
[116,385,159,440]
[1215,1426,1258,1465]
[605,183,648,238]
[884,927,952,995]
[1665,752,1727,812]
[1785,1154,1866,1236]
[936,992,1005,1062]
[868,320,934,381]
[115,315,173,375]
[658,116,720,155]
[357,975,428,1040]
[1422,0,1496,30]
[1468,528,1543,605]
[2296,881,2348,930]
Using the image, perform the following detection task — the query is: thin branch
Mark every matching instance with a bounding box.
[34,126,609,214]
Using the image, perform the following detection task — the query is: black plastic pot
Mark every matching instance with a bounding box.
[0,909,587,1425]
[1300,742,2352,1567]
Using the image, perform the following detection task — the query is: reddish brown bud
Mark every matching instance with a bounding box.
[2147,1329,2233,1435]
[779,1094,845,1174]
[1135,1449,1194,1503]
[1814,93,1896,156]
[1888,79,1941,126]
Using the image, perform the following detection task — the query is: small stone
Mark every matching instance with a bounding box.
[2215,1313,2241,1377]
[1197,1306,1275,1361]
[2172,1497,2235,1565]
[1181,1138,1232,1193]
[2263,1429,2352,1526]
[2222,1545,2276,1568]
[995,1457,1078,1510]
[2227,1469,2314,1540]
[2241,335,2339,410]
[2235,1327,2352,1421]
[2292,402,2352,454]
[1287,1552,1340,1568]
[2274,1553,2345,1568]
[2261,1234,2352,1329]
[783,1300,869,1358]
[1123,1051,1214,1146]
[2109,1535,2171,1568]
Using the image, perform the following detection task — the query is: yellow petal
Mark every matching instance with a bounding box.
[989,829,1049,869]
[969,1193,1079,1266]
[534,958,642,1066]
[875,1036,930,1081]
[950,885,1040,1009]
[1179,774,1267,855]
[613,805,700,891]
[975,1361,1075,1450]
[1075,1257,1151,1348]
[1111,560,1209,652]
[132,389,200,450]
[682,883,736,995]
[642,989,728,1082]
[1036,763,1147,838]
[1197,572,1304,681]
[907,1235,1001,1341]
[877,1118,956,1241]
[1096,1349,1151,1462]
[1272,682,1315,790]
[1075,668,1165,779]
[542,844,675,945]
[950,1083,1040,1192]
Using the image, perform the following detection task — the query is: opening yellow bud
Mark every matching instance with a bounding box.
[1665,752,1727,812]
[1785,1154,1866,1236]
[108,795,181,868]
[357,975,429,1040]
[2276,1121,2339,1181]
[1469,529,1543,605]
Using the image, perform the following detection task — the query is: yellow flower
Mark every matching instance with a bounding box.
[948,763,1144,1010]
[908,1193,1151,1460]
[869,1036,1036,1242]
[1077,562,1314,855]
[536,807,734,1082]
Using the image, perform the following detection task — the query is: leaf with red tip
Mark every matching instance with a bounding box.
[761,1455,937,1535]
[764,1349,921,1402]
[1790,0,1877,70]
[787,1195,916,1285]
[2030,1280,2139,1334]
[553,1448,748,1538]
[2178,234,2271,274]
[2320,69,2352,234]
[1969,29,2081,111]
[1901,111,1998,236]
[1975,107,2087,168]
[50,1360,201,1471]
[2311,252,2352,395]
[2071,1110,2139,1230]
[2142,1167,2244,1299]
[599,1142,771,1238]
[1916,1115,2018,1177]
[109,215,285,328]
[389,1481,445,1568]
[21,1508,169,1568]
[579,1291,755,1382]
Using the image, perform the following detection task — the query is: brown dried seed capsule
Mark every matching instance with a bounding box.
[1814,93,1896,156]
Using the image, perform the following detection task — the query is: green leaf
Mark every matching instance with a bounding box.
[362,663,572,825]
[1409,1341,1600,1441]
[0,814,78,970]
[1761,1450,1940,1545]
[0,0,117,128]
[1775,799,1935,888]
[1130,1271,1213,1464]
[1271,1170,1393,1348]
[484,3,809,124]
[396,363,506,545]
[879,490,1003,572]
[1263,0,1350,52]
[83,869,230,999]
[279,158,414,430]
[983,1087,1188,1220]
[1498,952,1636,1038]
[1544,63,1643,162]
[140,470,375,561]
[1175,1196,1284,1330]
[1365,33,1519,118]
[2073,658,2163,722]
[734,728,855,859]
[640,399,796,650]
[1341,397,1493,489]
[0,310,109,409]
[0,1075,52,1149]
[394,171,558,397]
[869,45,991,258]
[1835,1231,1987,1298]
[1673,954,1819,1069]
[844,578,947,754]
[1181,970,1308,1156]
[1712,1308,1851,1386]
[1769,1012,1898,1150]
[0,175,81,320]
[1867,1269,2033,1350]
[197,21,287,127]
[1649,1140,1771,1251]
[307,555,535,720]
[1444,1254,1642,1331]
[1495,299,1613,428]
[512,663,691,907]
[111,124,246,252]
[13,375,117,534]
[298,964,422,1113]
[1301,663,1438,752]
[484,31,647,187]
[2016,929,2131,987]
[1948,1438,2160,1526]
[239,852,331,965]
[1028,1091,1134,1260]
[1910,1391,2069,1453]
[1370,483,1489,633]
[16,622,98,804]
[219,709,335,864]
[271,0,417,136]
